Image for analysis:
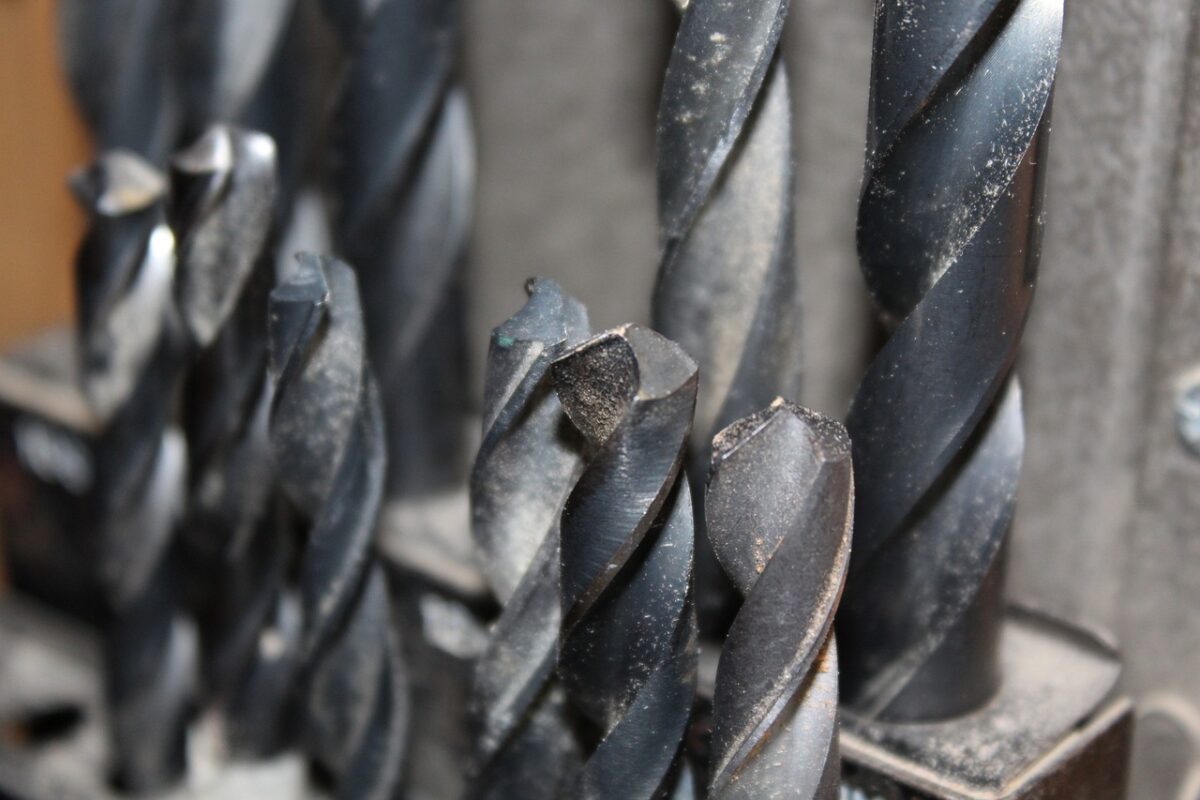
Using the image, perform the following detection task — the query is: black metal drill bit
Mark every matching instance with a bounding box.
[705,399,852,798]
[58,0,180,161]
[468,278,590,798]
[267,252,408,799]
[837,0,1064,721]
[323,0,475,500]
[653,0,800,633]
[71,151,193,793]
[168,125,291,747]
[551,325,700,799]
[175,0,305,216]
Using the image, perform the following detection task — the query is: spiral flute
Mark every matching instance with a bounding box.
[468,278,590,798]
[323,0,475,499]
[837,0,1063,721]
[654,0,800,632]
[705,400,852,798]
[267,253,408,799]
[551,325,699,799]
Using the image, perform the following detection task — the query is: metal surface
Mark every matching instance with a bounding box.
[704,400,851,799]
[467,278,590,798]
[266,252,407,799]
[323,0,476,501]
[837,0,1064,722]
[550,325,699,799]
[653,0,800,634]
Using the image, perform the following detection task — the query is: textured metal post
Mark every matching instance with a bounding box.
[323,0,475,500]
[837,0,1064,721]
[551,325,699,799]
[468,278,590,798]
[653,0,800,633]
[71,150,193,794]
[267,253,408,799]
[705,399,852,799]
[57,0,180,161]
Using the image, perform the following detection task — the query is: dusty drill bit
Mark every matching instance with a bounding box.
[58,0,180,161]
[323,0,475,499]
[705,400,852,798]
[468,278,589,798]
[71,151,193,793]
[837,0,1063,721]
[267,252,408,799]
[551,325,700,799]
[169,125,290,741]
[653,0,800,633]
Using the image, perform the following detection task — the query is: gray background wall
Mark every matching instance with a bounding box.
[460,1,1200,796]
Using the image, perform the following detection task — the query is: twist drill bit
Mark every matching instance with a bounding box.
[837,0,1063,721]
[176,0,304,215]
[267,252,408,799]
[551,325,700,799]
[71,151,193,793]
[169,125,290,742]
[705,400,852,798]
[653,0,800,633]
[58,0,179,161]
[323,0,475,499]
[468,278,590,798]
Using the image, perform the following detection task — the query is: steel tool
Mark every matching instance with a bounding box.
[468,278,590,799]
[551,325,700,799]
[705,399,852,799]
[267,252,408,799]
[653,0,801,634]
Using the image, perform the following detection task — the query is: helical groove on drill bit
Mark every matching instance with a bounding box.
[323,0,475,498]
[838,0,1063,721]
[551,325,699,799]
[653,0,800,632]
[705,400,852,799]
[468,278,590,798]
[72,151,192,793]
[268,252,407,799]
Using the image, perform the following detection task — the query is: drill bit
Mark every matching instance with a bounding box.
[175,0,305,216]
[323,0,475,500]
[468,278,589,798]
[58,0,180,161]
[705,400,852,798]
[267,252,408,799]
[551,325,699,799]
[168,125,290,744]
[71,151,193,793]
[837,0,1063,721]
[653,0,800,633]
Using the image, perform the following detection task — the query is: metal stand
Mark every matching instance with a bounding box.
[839,608,1132,800]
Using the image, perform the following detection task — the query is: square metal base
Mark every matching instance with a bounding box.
[839,608,1133,799]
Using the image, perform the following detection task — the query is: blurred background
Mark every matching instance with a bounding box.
[2,0,1200,796]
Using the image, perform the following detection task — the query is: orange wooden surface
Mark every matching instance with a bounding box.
[0,0,87,349]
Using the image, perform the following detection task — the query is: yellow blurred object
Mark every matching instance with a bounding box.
[0,0,88,349]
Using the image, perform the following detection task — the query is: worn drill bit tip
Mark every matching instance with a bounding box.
[70,150,167,215]
[551,324,699,799]
[706,399,851,798]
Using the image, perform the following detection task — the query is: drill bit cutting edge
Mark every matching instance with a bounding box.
[705,399,852,799]
[838,0,1063,722]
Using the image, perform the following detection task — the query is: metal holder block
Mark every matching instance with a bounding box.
[839,607,1133,800]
